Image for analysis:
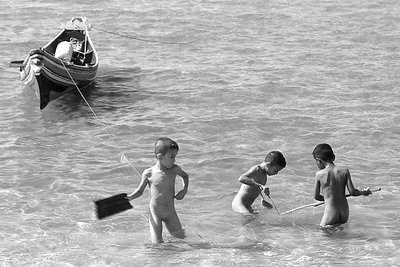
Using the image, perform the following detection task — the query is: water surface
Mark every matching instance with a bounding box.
[1,0,399,266]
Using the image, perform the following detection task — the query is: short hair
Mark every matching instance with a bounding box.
[154,137,179,157]
[264,151,286,168]
[312,143,335,161]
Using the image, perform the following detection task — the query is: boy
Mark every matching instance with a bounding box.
[312,143,371,227]
[127,137,189,243]
[232,151,286,214]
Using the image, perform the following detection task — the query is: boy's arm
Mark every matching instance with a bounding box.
[346,170,371,196]
[314,176,324,201]
[175,165,189,200]
[127,169,151,201]
[238,165,265,190]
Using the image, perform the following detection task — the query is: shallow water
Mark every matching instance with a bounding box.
[1,0,400,266]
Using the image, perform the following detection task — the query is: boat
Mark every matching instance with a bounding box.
[15,17,98,109]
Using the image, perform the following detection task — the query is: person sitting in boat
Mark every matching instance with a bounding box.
[69,37,90,65]
[54,41,73,62]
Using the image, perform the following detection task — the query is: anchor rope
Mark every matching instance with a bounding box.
[92,26,193,45]
[60,60,141,178]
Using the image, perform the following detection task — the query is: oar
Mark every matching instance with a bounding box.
[83,24,88,62]
[281,187,381,216]
[94,193,133,220]
[260,192,280,215]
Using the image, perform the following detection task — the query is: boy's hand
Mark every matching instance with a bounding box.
[362,187,372,196]
[259,185,270,196]
[175,188,187,200]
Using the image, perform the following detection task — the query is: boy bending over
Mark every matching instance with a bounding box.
[232,151,286,214]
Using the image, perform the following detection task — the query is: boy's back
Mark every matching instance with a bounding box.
[313,143,372,227]
[314,165,350,226]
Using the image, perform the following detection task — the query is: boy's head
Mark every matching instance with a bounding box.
[264,151,286,175]
[154,138,179,169]
[155,137,179,157]
[312,143,335,162]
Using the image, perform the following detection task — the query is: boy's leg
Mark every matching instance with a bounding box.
[165,209,185,239]
[149,211,163,243]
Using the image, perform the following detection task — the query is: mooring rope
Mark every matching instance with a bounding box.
[60,60,141,178]
[92,26,193,45]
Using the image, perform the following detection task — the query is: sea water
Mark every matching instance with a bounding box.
[1,0,399,266]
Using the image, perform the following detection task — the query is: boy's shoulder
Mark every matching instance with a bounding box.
[315,169,327,178]
[169,164,181,172]
[331,165,350,174]
[143,166,155,176]
[336,166,350,176]
[250,164,263,171]
[316,166,350,177]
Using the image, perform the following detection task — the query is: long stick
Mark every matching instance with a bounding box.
[268,195,281,215]
[281,202,323,215]
[281,188,381,216]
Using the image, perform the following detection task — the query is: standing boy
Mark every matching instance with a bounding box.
[232,151,286,214]
[312,143,371,227]
[127,137,189,243]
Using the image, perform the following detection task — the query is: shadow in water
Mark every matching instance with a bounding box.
[42,66,151,118]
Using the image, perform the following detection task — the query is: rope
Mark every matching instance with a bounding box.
[59,59,141,178]
[92,26,193,45]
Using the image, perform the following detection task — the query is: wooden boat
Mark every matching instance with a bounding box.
[15,17,98,109]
